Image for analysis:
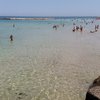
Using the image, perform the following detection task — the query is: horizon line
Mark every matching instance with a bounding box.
[0,15,100,17]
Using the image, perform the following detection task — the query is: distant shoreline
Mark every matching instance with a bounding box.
[0,17,53,20]
[0,16,99,20]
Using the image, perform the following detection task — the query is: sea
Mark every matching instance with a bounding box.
[0,16,100,100]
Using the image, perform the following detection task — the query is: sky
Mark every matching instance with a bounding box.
[0,0,100,16]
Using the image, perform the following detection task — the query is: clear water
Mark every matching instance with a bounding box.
[0,18,100,100]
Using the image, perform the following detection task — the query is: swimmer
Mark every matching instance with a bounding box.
[10,35,13,41]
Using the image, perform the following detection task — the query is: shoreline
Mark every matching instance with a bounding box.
[0,17,53,20]
[0,16,99,20]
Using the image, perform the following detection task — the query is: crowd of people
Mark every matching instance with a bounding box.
[72,19,99,33]
[52,18,100,34]
[72,25,83,32]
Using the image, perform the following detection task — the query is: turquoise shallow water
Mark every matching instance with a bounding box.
[0,18,100,100]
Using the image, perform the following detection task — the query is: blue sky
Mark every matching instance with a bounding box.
[0,0,100,16]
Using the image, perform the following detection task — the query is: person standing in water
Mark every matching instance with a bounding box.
[10,35,13,41]
[13,24,15,27]
[80,25,83,32]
